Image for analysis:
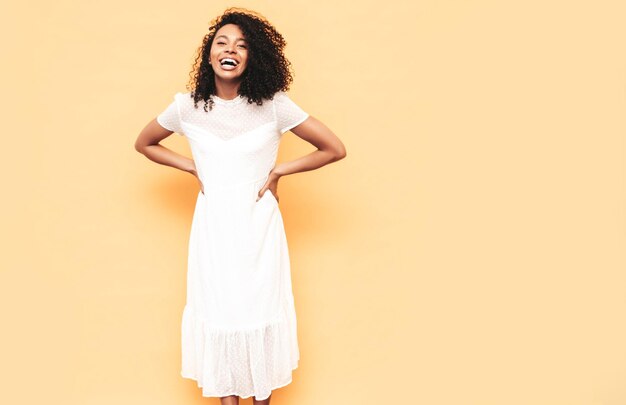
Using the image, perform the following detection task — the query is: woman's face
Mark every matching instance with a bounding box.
[209,24,249,82]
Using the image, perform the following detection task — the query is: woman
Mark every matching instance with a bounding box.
[134,7,346,405]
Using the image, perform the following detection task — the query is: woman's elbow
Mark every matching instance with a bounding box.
[134,138,149,154]
[334,144,347,160]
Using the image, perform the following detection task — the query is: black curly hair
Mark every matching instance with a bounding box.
[185,7,296,112]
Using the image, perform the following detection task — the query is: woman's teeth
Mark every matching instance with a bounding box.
[219,58,238,70]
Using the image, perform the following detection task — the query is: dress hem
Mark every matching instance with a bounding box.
[180,361,299,400]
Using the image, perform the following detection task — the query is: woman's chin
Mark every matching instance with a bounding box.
[215,72,244,82]
[215,68,245,80]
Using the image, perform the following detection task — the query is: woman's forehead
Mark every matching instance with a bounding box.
[216,24,246,40]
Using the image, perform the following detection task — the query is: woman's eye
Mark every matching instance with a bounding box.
[217,42,226,45]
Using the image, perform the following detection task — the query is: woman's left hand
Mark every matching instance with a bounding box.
[256,168,282,202]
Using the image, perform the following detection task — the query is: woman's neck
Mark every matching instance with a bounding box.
[214,80,241,100]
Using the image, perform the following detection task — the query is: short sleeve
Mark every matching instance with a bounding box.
[273,91,310,134]
[156,93,184,136]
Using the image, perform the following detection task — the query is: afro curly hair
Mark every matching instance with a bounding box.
[186,7,297,112]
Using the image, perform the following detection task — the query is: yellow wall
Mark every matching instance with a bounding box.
[1,1,625,404]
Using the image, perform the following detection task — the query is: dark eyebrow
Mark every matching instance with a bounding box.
[215,35,247,42]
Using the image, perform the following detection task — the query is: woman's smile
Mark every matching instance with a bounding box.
[218,57,239,71]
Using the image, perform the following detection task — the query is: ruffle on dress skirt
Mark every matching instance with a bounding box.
[180,300,299,401]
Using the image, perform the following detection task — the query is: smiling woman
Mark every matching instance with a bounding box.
[135,6,346,405]
[186,9,297,113]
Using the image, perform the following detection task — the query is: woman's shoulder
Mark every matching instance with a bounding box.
[271,90,289,99]
[174,91,192,100]
[173,92,198,110]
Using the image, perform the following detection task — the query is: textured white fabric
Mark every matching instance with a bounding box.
[156,91,308,401]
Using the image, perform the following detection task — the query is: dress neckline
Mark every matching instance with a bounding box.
[213,93,245,106]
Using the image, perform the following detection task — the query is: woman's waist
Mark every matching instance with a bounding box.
[199,174,269,191]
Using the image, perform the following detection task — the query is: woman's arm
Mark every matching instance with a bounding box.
[134,118,197,175]
[272,115,347,177]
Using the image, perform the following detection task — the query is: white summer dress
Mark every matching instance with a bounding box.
[156,90,309,401]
